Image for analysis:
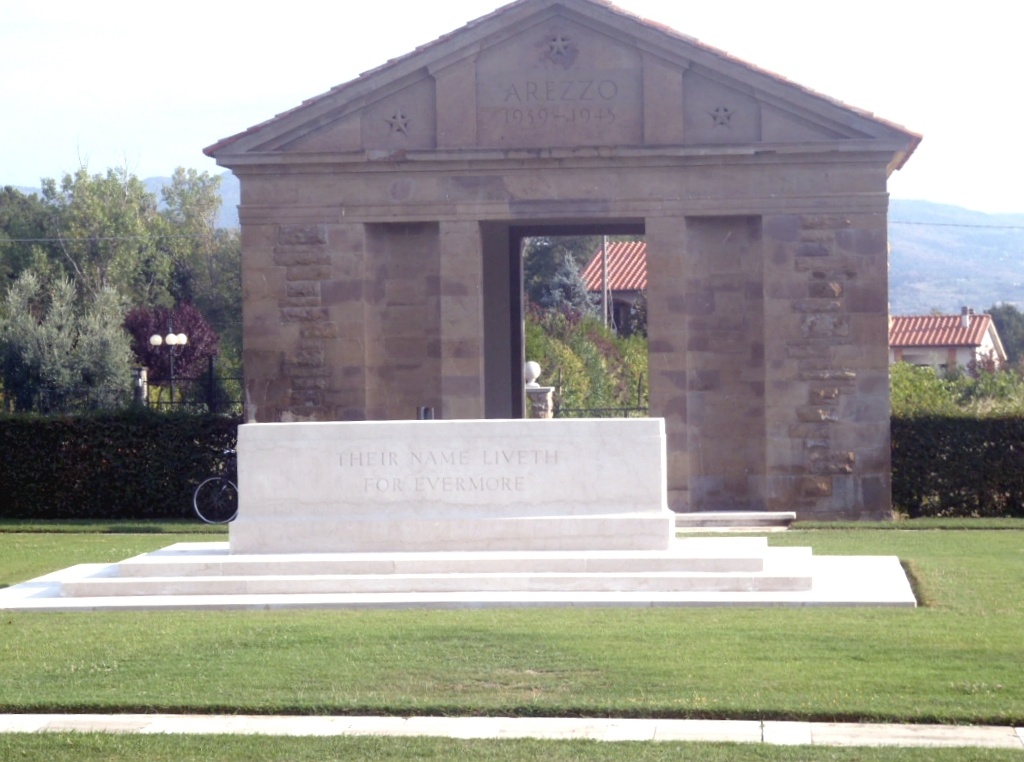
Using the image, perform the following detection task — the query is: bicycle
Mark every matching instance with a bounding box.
[193,449,238,524]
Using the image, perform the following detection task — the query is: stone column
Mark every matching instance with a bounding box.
[363,223,442,420]
[321,223,369,421]
[646,215,690,512]
[241,220,294,423]
[524,361,554,419]
[525,387,555,419]
[132,367,147,407]
[648,215,767,513]
[439,220,485,419]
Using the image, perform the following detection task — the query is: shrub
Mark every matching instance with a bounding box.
[891,415,1024,518]
[524,306,647,413]
[0,410,238,520]
[0,272,133,413]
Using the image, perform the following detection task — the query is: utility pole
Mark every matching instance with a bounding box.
[601,235,609,329]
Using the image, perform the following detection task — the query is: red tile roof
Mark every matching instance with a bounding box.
[582,241,647,293]
[888,314,993,348]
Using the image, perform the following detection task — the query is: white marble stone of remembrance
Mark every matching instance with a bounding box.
[231,418,672,554]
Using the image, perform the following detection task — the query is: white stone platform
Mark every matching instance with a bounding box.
[0,537,917,611]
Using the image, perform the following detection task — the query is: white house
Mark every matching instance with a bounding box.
[889,308,1007,372]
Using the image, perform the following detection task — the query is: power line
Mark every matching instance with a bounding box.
[0,232,229,245]
[890,220,1024,230]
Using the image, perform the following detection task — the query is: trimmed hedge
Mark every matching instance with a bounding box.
[0,411,239,520]
[3,411,1022,520]
[892,415,1024,518]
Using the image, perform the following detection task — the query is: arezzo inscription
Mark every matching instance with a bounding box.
[501,78,618,127]
[500,78,618,129]
[502,79,619,103]
[478,68,640,145]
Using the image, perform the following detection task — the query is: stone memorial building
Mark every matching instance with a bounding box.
[205,0,919,520]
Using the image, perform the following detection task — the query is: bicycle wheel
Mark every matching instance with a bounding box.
[193,476,238,524]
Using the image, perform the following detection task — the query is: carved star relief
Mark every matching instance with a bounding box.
[709,106,733,127]
[548,33,572,56]
[385,110,411,135]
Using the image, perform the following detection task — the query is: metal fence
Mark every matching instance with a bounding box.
[555,406,648,418]
[549,371,648,419]
[6,361,243,416]
[144,361,243,415]
[29,386,135,416]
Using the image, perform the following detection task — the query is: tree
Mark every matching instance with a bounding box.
[889,362,958,416]
[522,236,599,306]
[159,169,241,362]
[525,307,648,412]
[0,187,55,286]
[161,167,221,306]
[987,303,1024,365]
[626,290,648,338]
[0,271,133,413]
[41,167,171,306]
[539,254,597,315]
[123,303,220,385]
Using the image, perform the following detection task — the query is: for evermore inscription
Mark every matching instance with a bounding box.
[340,447,559,493]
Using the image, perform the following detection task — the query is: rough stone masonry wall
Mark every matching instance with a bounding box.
[242,218,447,423]
[762,212,891,520]
[274,222,337,420]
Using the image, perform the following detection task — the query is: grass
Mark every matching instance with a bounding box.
[1,735,1022,762]
[1,521,1022,759]
[0,518,226,534]
[794,518,1024,531]
[0,532,217,589]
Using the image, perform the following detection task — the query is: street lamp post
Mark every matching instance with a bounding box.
[149,326,188,406]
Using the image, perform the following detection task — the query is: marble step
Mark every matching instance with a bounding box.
[676,512,797,532]
[114,539,807,578]
[62,570,813,597]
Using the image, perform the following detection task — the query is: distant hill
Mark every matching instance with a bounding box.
[204,193,1023,314]
[889,199,1024,315]
[8,176,1023,315]
[12,172,241,230]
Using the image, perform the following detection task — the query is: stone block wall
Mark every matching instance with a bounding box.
[364,223,442,420]
[649,210,890,518]
[242,213,486,425]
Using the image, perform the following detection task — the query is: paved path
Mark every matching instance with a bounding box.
[1,714,1022,749]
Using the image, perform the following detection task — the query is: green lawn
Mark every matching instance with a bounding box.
[0,522,1022,760]
[1,734,1021,762]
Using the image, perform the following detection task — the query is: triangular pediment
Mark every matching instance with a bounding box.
[206,0,918,167]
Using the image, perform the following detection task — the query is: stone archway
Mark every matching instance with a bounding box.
[206,0,919,519]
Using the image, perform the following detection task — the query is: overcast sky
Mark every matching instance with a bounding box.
[2,0,1018,214]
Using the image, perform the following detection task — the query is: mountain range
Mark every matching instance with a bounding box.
[888,199,1024,315]
[13,174,1023,316]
